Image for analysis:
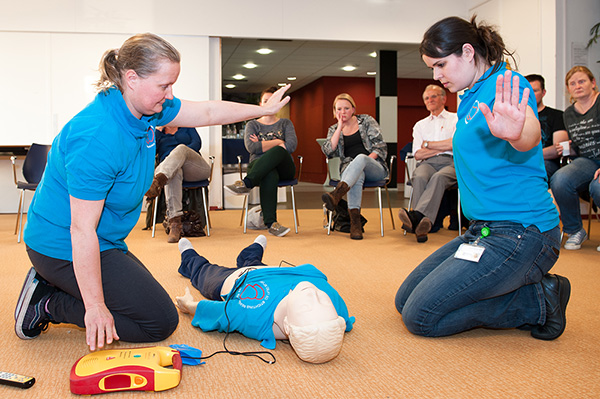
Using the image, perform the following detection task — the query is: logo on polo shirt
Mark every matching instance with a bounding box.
[237,280,270,310]
[146,126,156,148]
[465,100,480,125]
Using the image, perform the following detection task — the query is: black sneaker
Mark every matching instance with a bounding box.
[531,274,571,340]
[15,268,56,339]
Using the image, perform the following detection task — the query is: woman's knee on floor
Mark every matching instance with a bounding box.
[138,301,179,342]
[399,299,437,337]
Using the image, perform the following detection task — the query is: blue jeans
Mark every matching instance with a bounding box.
[178,242,266,300]
[544,159,560,182]
[395,221,560,337]
[550,157,600,234]
[340,154,387,209]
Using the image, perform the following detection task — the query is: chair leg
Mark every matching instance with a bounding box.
[202,187,211,237]
[290,186,298,234]
[327,210,333,235]
[151,197,158,238]
[404,188,414,236]
[240,196,247,227]
[588,198,593,239]
[384,186,395,230]
[457,189,462,236]
[243,195,249,234]
[15,190,24,236]
[378,187,384,237]
[16,190,25,243]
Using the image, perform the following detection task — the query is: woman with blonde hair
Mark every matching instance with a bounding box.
[15,33,290,351]
[320,93,388,239]
[550,65,600,250]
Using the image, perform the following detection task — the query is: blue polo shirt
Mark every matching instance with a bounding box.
[453,64,559,232]
[191,264,355,350]
[24,87,181,260]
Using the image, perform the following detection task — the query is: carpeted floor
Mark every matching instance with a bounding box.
[1,210,598,398]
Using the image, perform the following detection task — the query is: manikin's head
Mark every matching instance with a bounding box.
[282,282,346,364]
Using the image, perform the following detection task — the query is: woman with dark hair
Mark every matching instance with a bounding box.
[225,86,298,237]
[395,16,569,341]
[320,93,388,240]
[15,33,290,351]
[550,66,600,251]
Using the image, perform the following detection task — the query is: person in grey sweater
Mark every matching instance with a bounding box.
[225,86,298,237]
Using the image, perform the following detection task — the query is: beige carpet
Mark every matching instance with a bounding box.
[1,210,598,398]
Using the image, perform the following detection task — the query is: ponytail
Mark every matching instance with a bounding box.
[94,33,180,94]
[420,16,517,78]
[96,49,122,92]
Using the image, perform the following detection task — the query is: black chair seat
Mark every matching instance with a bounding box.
[278,179,298,187]
[16,181,39,190]
[183,179,210,189]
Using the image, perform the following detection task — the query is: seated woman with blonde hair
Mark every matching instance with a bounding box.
[320,93,388,240]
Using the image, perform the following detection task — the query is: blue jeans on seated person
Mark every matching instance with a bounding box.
[340,154,387,209]
[550,157,600,234]
[395,221,560,337]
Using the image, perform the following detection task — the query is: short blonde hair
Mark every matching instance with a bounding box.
[332,93,356,118]
[287,316,346,364]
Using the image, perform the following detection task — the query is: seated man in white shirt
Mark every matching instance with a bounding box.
[399,84,458,243]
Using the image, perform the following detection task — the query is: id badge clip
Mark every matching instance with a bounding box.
[454,226,489,262]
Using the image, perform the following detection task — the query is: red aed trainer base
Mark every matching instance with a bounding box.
[70,346,182,395]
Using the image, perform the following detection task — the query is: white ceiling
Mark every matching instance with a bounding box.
[221,37,432,94]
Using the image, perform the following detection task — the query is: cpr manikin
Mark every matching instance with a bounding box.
[175,236,353,364]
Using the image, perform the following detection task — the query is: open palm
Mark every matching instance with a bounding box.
[479,71,529,142]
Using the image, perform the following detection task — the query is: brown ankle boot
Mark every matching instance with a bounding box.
[322,182,350,211]
[167,216,183,243]
[349,208,363,240]
[145,173,168,199]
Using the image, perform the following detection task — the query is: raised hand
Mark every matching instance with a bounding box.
[263,84,291,115]
[479,71,530,143]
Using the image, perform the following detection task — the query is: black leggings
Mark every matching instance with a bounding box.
[26,247,178,343]
[246,146,296,225]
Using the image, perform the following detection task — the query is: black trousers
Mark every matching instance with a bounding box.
[26,247,178,343]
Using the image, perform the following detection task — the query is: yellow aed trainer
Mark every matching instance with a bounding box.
[70,346,182,395]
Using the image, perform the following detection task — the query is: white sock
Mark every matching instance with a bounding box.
[178,238,194,254]
[254,234,267,250]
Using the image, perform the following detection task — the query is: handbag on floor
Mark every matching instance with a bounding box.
[331,199,367,233]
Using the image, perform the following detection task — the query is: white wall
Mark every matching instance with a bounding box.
[7,1,593,211]
[557,0,600,110]
[0,0,473,211]
[468,0,561,107]
[1,0,467,42]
